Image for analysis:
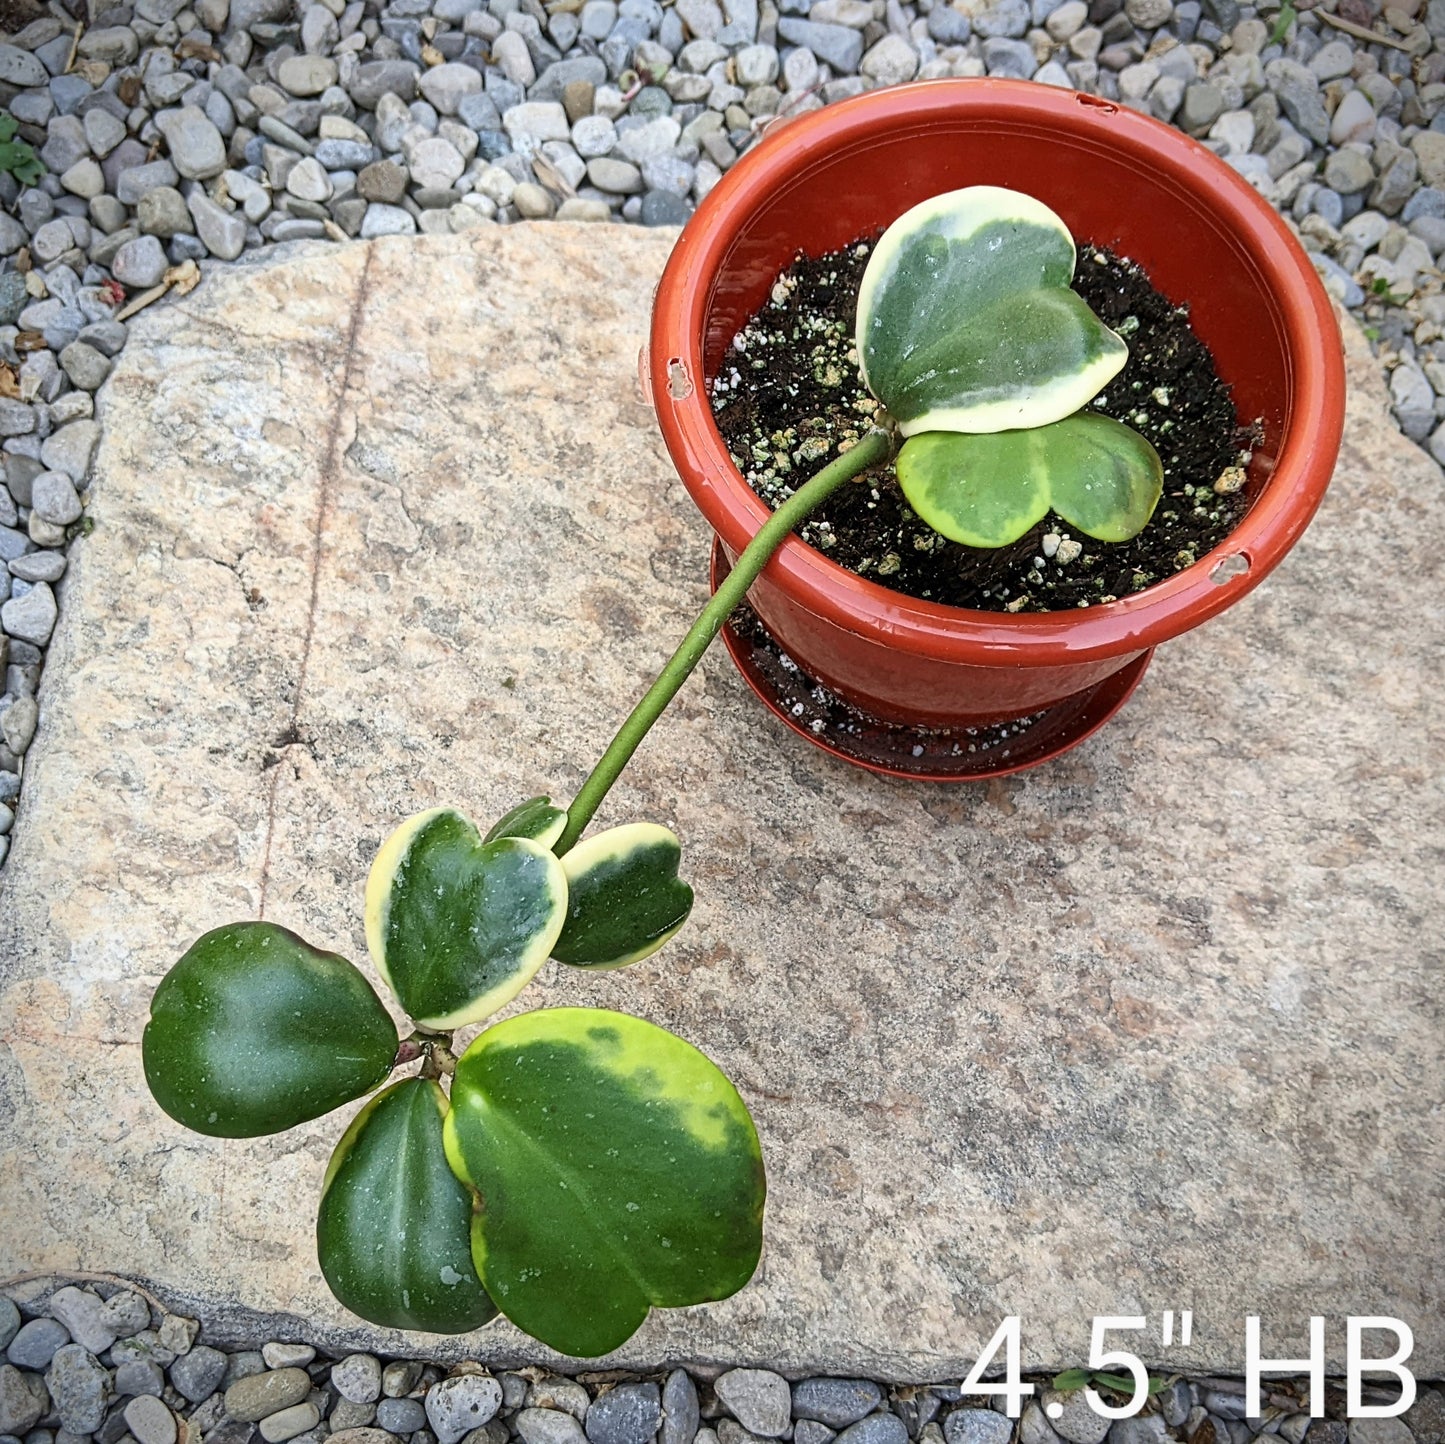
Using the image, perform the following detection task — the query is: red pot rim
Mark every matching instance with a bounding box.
[650,79,1347,666]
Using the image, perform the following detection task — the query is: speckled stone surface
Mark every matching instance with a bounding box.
[0,227,1440,1375]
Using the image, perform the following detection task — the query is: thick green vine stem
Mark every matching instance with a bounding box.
[556,427,893,855]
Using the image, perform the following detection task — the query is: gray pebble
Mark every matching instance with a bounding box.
[585,1385,662,1444]
[41,421,98,484]
[259,1347,314,1372]
[260,1405,321,1444]
[224,1369,313,1424]
[795,1427,836,1444]
[0,1365,47,1436]
[1,582,57,647]
[111,235,168,289]
[1,697,38,755]
[381,1364,423,1401]
[640,188,691,224]
[123,1395,177,1444]
[1159,1383,1191,1430]
[426,1378,502,1444]
[170,1347,227,1404]
[101,1294,149,1341]
[7,1321,69,1371]
[775,17,863,68]
[1106,1420,1165,1444]
[660,1372,697,1444]
[715,1374,789,1440]
[1042,1392,1109,1444]
[0,1304,16,1355]
[516,1412,587,1444]
[1019,1407,1065,1444]
[113,1363,164,1400]
[58,342,111,393]
[834,1420,906,1444]
[155,107,227,179]
[45,1346,110,1435]
[943,1414,1012,1444]
[0,402,36,439]
[1349,1423,1414,1444]
[332,1359,383,1408]
[330,1402,377,1432]
[793,1384,882,1432]
[528,1380,590,1422]
[375,1401,427,1435]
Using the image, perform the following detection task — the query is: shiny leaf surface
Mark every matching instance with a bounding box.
[366,807,567,1030]
[856,186,1128,436]
[143,922,398,1137]
[483,796,568,851]
[318,1077,498,1334]
[445,1007,765,1357]
[896,415,1163,549]
[552,823,693,969]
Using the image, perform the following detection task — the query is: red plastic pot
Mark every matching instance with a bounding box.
[648,79,1346,752]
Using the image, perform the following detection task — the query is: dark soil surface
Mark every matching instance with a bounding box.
[710,239,1257,613]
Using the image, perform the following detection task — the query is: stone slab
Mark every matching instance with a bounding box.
[1,226,1441,1377]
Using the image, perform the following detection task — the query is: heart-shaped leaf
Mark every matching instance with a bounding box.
[483,796,568,851]
[552,823,693,970]
[366,808,567,1030]
[856,185,1128,437]
[143,922,399,1138]
[317,1077,498,1334]
[896,415,1164,549]
[444,1007,765,1357]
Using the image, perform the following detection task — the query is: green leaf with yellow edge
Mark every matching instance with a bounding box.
[366,807,567,1030]
[444,1007,765,1357]
[552,823,693,970]
[896,415,1163,549]
[483,796,568,851]
[317,1077,498,1334]
[142,922,399,1138]
[856,185,1128,436]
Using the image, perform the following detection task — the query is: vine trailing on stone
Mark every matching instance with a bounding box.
[140,183,1149,1356]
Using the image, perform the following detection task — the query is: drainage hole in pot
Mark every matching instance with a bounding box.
[711,238,1264,614]
[1209,553,1251,584]
[667,358,693,399]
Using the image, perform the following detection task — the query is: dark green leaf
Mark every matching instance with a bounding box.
[366,807,567,1029]
[318,1077,498,1334]
[142,922,398,1137]
[857,186,1127,435]
[483,796,568,850]
[552,823,693,969]
[896,415,1163,549]
[1052,1371,1091,1393]
[445,1007,765,1357]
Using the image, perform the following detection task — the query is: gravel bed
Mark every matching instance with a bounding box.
[1,1283,1442,1444]
[2,0,1444,859]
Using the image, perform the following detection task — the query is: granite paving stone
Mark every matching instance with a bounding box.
[0,227,1438,1379]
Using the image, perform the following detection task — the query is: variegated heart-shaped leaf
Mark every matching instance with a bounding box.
[896,415,1164,549]
[856,186,1128,437]
[143,922,399,1137]
[483,795,568,850]
[444,1007,765,1358]
[318,1077,498,1334]
[552,823,693,970]
[366,808,567,1030]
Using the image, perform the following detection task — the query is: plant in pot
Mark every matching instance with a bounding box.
[649,77,1347,781]
[139,86,1343,1355]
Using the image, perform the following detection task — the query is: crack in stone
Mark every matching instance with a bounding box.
[257,246,377,919]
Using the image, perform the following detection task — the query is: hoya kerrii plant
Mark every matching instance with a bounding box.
[857,184,1165,550]
[141,181,1155,1356]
